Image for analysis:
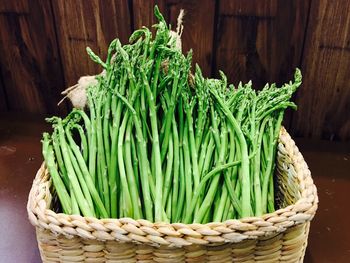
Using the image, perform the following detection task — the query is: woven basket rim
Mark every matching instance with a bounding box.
[27,127,318,247]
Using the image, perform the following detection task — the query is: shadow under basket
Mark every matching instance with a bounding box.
[27,128,318,263]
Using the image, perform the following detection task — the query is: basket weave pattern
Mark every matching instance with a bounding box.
[27,128,318,262]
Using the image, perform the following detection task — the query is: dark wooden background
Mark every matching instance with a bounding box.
[0,0,349,141]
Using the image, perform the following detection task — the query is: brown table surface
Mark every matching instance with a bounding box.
[0,113,349,263]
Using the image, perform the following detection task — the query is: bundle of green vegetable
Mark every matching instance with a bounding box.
[42,6,301,224]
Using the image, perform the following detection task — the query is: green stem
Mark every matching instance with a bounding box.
[262,112,284,213]
[186,108,200,191]
[141,68,163,221]
[66,137,95,216]
[71,184,80,215]
[96,94,110,214]
[175,150,185,222]
[214,182,228,222]
[183,122,192,218]
[65,124,109,218]
[125,118,143,218]
[171,118,180,222]
[56,120,93,217]
[162,134,174,208]
[193,123,227,223]
[197,131,211,176]
[103,93,112,168]
[87,95,97,185]
[52,131,69,188]
[166,189,172,220]
[253,117,269,216]
[117,91,153,221]
[210,89,251,217]
[109,74,127,218]
[268,172,275,213]
[130,133,140,191]
[42,133,72,214]
[72,124,89,163]
[117,114,133,217]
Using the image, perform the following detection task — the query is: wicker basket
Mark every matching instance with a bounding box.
[27,128,318,262]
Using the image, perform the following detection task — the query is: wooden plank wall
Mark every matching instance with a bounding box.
[213,0,311,130]
[0,0,65,114]
[214,0,310,88]
[0,0,349,140]
[293,0,350,141]
[0,71,7,111]
[132,0,215,76]
[51,0,132,87]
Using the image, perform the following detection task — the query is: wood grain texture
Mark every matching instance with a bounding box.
[0,0,65,114]
[0,0,29,13]
[0,72,7,111]
[167,0,215,76]
[214,0,310,89]
[0,0,349,140]
[52,0,132,86]
[132,0,215,76]
[132,0,167,29]
[292,0,350,141]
